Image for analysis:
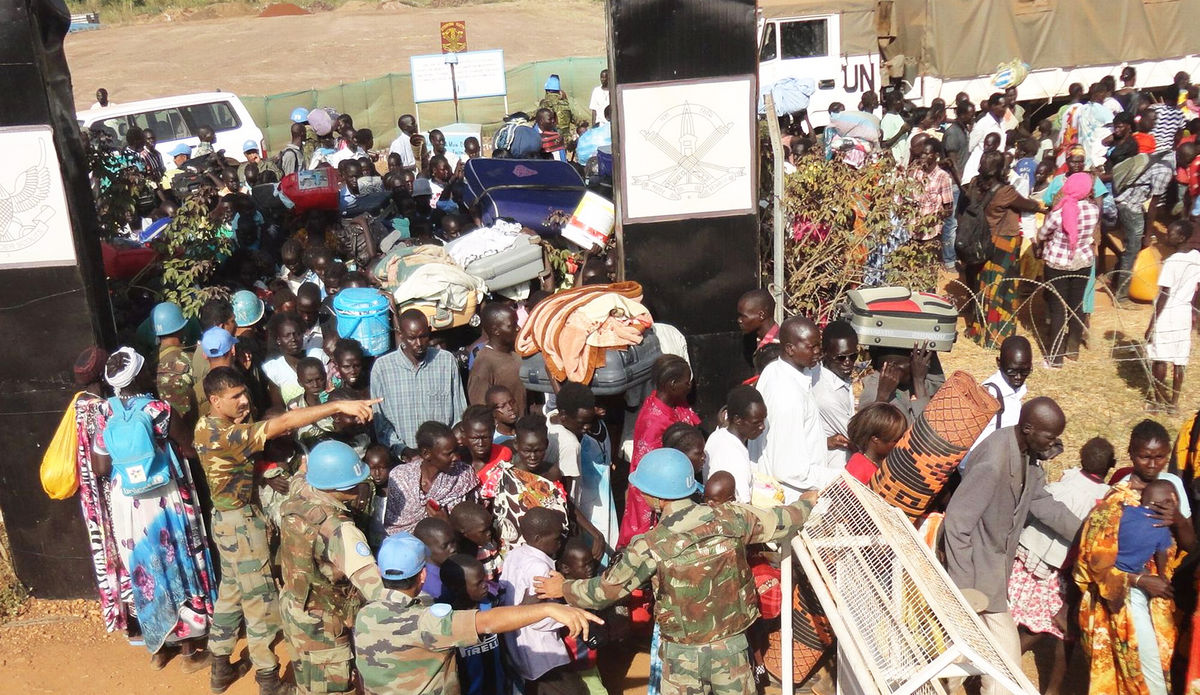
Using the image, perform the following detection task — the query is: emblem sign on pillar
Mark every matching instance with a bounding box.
[440,21,467,54]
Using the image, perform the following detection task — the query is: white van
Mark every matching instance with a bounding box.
[77,92,264,162]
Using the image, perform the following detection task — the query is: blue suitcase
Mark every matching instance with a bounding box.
[462,158,586,236]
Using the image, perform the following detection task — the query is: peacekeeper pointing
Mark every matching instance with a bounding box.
[354,532,603,695]
[279,440,384,695]
[195,366,381,695]
[534,448,816,695]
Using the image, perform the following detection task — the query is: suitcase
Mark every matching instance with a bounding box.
[277,168,340,211]
[461,158,586,236]
[520,329,662,395]
[463,235,545,294]
[400,291,479,332]
[843,287,958,352]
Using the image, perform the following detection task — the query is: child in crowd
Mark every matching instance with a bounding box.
[1145,220,1200,413]
[331,338,369,398]
[1112,480,1178,611]
[468,303,527,416]
[485,385,519,445]
[365,444,398,550]
[286,356,334,450]
[460,405,512,484]
[845,402,908,484]
[325,388,374,456]
[500,508,584,694]
[450,501,503,589]
[547,381,596,497]
[413,517,457,600]
[257,415,298,529]
[558,538,609,695]
[441,554,511,695]
[663,422,707,479]
[703,471,737,505]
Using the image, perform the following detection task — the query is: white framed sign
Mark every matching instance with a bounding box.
[617,75,756,223]
[0,125,77,269]
[410,49,507,104]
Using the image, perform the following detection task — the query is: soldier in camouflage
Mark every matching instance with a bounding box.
[278,440,384,695]
[195,366,381,695]
[538,73,576,141]
[534,448,815,695]
[354,533,601,695]
[151,302,197,449]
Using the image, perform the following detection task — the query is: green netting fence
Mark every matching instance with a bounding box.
[243,56,607,153]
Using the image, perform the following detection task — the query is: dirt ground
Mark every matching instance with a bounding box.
[63,0,607,112]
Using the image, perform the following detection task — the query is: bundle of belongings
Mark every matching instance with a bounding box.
[368,219,547,329]
[516,281,653,387]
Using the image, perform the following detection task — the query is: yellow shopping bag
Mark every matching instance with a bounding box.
[40,392,82,500]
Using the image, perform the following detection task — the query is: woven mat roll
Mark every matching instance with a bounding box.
[869,370,999,520]
[763,574,834,685]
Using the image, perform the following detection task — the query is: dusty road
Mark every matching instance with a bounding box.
[63,0,607,111]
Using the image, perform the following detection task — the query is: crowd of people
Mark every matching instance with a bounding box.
[56,64,1200,695]
[787,70,1200,391]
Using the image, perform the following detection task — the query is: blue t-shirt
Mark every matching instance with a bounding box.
[1116,506,1175,573]
[421,564,443,601]
[457,600,509,695]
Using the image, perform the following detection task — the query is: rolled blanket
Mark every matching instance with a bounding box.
[517,282,649,384]
[869,371,999,520]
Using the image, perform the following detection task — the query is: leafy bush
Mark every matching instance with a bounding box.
[775,155,941,322]
[151,195,233,316]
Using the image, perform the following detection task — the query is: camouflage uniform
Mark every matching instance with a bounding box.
[562,498,813,695]
[279,479,384,694]
[194,415,282,671]
[156,344,195,421]
[538,92,576,140]
[354,589,481,695]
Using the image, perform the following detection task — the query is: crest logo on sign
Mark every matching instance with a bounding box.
[440,21,467,54]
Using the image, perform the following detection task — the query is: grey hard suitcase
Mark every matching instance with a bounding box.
[842,287,958,352]
[521,329,662,395]
[464,235,545,294]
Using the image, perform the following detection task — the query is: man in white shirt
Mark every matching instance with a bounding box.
[704,385,766,504]
[962,94,1008,183]
[812,321,859,468]
[388,114,419,172]
[589,69,610,126]
[964,336,1032,463]
[90,87,111,109]
[750,316,838,501]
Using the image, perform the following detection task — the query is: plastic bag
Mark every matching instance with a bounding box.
[991,59,1030,90]
[40,392,82,500]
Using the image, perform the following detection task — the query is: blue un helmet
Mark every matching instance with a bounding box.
[306,440,370,491]
[290,107,310,124]
[231,290,265,328]
[151,301,188,337]
[628,448,702,500]
[378,532,428,580]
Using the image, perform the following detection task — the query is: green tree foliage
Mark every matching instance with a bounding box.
[152,195,233,316]
[779,155,941,322]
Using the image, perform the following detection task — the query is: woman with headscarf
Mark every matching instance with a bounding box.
[70,346,138,640]
[964,150,1045,348]
[91,347,216,670]
[1036,172,1100,367]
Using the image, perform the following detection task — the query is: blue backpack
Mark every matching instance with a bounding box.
[103,397,174,495]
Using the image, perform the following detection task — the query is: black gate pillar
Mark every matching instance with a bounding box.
[609,0,759,422]
[0,0,115,597]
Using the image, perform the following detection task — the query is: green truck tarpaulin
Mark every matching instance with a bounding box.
[758,0,1200,81]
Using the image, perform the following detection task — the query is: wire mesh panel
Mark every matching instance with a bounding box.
[791,473,1037,695]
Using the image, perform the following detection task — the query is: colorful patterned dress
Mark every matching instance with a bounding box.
[1074,483,1179,695]
[480,461,568,553]
[74,392,134,637]
[95,395,217,653]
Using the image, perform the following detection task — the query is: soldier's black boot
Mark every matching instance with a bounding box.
[210,655,249,694]
[255,666,295,695]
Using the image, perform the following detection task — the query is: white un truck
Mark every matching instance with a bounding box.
[759,0,1200,127]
